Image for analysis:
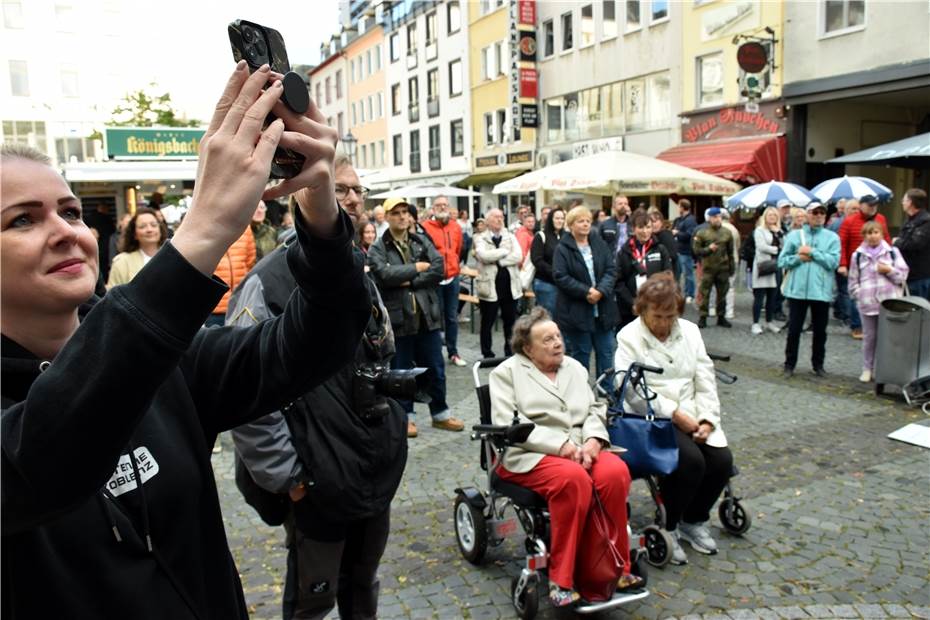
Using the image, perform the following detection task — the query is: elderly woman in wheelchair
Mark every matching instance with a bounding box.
[614,272,734,565]
[487,307,645,607]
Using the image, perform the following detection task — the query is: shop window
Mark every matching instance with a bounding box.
[561,11,573,51]
[542,19,555,57]
[823,0,865,35]
[696,52,723,108]
[603,1,618,38]
[626,0,640,31]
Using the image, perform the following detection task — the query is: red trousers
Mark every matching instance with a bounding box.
[498,452,632,590]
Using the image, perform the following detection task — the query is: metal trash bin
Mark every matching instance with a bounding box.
[874,296,930,396]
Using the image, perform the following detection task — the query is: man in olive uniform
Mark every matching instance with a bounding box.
[692,207,734,328]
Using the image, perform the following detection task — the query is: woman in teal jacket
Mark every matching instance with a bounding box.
[776,203,840,377]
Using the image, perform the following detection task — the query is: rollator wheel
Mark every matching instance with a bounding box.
[718,498,752,535]
[643,524,674,568]
[510,575,538,620]
[454,495,488,564]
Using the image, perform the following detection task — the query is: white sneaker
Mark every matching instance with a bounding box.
[679,521,718,555]
[751,323,763,335]
[725,313,735,320]
[667,529,688,565]
[685,296,694,304]
[709,309,717,317]
[450,354,467,367]
[859,369,872,383]
[765,321,781,334]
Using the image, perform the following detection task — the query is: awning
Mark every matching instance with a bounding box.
[827,132,930,169]
[62,160,199,182]
[458,170,525,188]
[657,136,786,185]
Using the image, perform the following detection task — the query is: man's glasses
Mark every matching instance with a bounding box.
[334,184,370,200]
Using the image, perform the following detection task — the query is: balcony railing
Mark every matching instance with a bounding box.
[425,41,438,61]
[408,104,420,123]
[427,98,439,118]
[406,50,418,70]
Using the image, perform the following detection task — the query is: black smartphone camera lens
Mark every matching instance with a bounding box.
[253,40,267,60]
[242,25,256,43]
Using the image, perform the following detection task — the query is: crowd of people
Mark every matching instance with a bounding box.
[4,56,928,616]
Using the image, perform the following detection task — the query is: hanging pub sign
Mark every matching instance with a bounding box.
[736,41,768,74]
[519,30,537,62]
[520,104,539,128]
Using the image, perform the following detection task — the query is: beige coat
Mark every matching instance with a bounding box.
[489,354,609,473]
[107,250,148,288]
[474,228,523,302]
[614,317,727,448]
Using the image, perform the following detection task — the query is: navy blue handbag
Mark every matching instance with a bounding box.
[606,363,679,476]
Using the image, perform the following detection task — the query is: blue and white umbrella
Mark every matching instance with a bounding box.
[810,175,893,203]
[725,181,817,211]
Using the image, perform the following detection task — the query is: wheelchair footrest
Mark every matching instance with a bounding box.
[574,589,650,614]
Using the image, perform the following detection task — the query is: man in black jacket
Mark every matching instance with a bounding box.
[368,198,464,438]
[599,194,631,254]
[228,157,406,620]
[895,188,930,301]
[672,199,697,302]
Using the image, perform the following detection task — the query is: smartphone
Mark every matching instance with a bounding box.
[228,19,305,179]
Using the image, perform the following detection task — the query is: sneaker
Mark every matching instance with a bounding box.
[859,369,872,383]
[782,366,794,379]
[697,316,707,328]
[765,321,781,334]
[716,317,732,328]
[751,323,763,335]
[407,420,418,438]
[685,296,694,304]
[548,584,580,607]
[431,417,465,432]
[667,529,689,565]
[709,308,717,317]
[679,521,718,555]
[450,354,467,367]
[811,367,827,378]
[851,329,864,340]
[774,311,788,322]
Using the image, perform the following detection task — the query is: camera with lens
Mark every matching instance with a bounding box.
[353,364,429,423]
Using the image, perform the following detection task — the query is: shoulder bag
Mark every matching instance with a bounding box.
[518,231,544,290]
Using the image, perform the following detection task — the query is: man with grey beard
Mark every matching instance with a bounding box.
[422,196,467,366]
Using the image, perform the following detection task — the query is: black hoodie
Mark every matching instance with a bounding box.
[1,211,369,619]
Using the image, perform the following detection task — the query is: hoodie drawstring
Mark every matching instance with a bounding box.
[98,491,123,543]
[128,444,153,552]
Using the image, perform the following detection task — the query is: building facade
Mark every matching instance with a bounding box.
[782,0,930,230]
[307,48,349,148]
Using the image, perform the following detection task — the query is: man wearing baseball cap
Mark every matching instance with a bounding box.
[368,198,465,437]
[836,194,891,339]
[691,207,735,328]
[777,202,840,379]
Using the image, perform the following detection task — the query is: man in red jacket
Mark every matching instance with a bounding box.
[836,194,890,339]
[422,195,467,366]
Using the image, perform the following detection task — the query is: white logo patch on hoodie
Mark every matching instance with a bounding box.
[106,446,160,497]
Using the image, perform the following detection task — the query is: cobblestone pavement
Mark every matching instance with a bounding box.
[214,290,930,620]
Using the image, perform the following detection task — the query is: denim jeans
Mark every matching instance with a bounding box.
[438,276,461,358]
[908,277,930,301]
[561,326,616,382]
[532,279,558,316]
[391,329,449,419]
[677,254,695,298]
[848,297,862,330]
[834,273,849,321]
[752,287,777,323]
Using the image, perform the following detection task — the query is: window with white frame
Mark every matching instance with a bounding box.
[410,129,421,172]
[335,70,343,98]
[651,0,668,22]
[495,41,505,75]
[697,52,724,107]
[626,0,640,31]
[580,5,595,46]
[55,3,74,32]
[481,46,494,80]
[337,112,344,137]
[374,44,382,71]
[448,59,462,96]
[427,68,439,101]
[543,19,555,57]
[325,77,332,104]
[392,83,401,115]
[9,60,29,96]
[359,99,366,123]
[426,11,437,45]
[366,96,373,120]
[390,32,400,62]
[823,0,865,34]
[316,83,323,104]
[561,11,573,51]
[484,112,494,145]
[351,102,357,126]
[365,50,372,77]
[379,140,385,167]
[407,22,418,54]
[645,72,671,128]
[3,1,24,28]
[60,64,79,97]
[496,108,507,143]
[376,93,383,118]
[428,124,441,170]
[393,134,403,166]
[447,1,461,34]
[350,59,356,83]
[450,119,464,156]
[480,0,490,15]
[603,1,618,38]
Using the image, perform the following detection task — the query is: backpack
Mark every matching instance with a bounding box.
[740,231,756,268]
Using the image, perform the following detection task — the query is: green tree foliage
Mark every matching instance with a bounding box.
[110,84,201,127]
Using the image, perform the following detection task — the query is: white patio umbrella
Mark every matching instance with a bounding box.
[492,150,740,196]
[370,182,481,199]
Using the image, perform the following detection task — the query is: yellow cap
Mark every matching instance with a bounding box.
[382,197,412,212]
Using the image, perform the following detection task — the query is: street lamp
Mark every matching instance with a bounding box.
[342,131,357,165]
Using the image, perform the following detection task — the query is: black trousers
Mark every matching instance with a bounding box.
[283,508,391,620]
[660,427,733,530]
[479,276,517,358]
[784,298,830,370]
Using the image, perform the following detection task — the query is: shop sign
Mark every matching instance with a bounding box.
[572,136,624,159]
[507,151,533,165]
[105,127,205,160]
[518,0,536,25]
[476,155,498,168]
[519,31,537,62]
[520,104,539,128]
[736,41,768,73]
[519,69,538,98]
[509,1,522,140]
[681,101,785,143]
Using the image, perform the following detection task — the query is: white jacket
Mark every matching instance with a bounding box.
[473,228,523,302]
[614,317,727,448]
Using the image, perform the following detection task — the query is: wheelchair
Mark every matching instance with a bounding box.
[593,354,751,569]
[453,358,650,619]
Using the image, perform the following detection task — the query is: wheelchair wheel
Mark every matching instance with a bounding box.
[454,495,488,564]
[510,574,538,620]
[718,498,752,535]
[643,524,674,568]
[631,548,649,588]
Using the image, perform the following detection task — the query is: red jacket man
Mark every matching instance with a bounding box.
[838,196,890,270]
[421,197,463,279]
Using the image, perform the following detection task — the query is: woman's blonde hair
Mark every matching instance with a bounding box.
[756,206,781,228]
[790,207,807,228]
[565,205,593,229]
[861,220,883,237]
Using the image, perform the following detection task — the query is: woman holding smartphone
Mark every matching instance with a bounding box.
[1,62,370,619]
